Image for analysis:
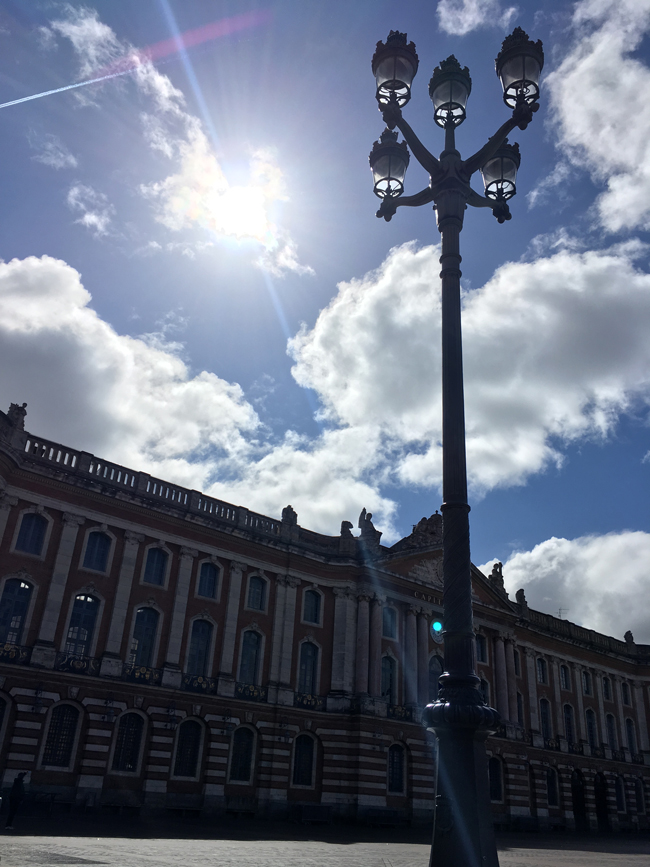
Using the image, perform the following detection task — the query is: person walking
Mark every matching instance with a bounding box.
[5,772,27,830]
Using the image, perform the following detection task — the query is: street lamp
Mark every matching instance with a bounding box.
[369,26,543,867]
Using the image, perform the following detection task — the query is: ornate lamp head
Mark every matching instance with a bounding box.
[372,31,419,107]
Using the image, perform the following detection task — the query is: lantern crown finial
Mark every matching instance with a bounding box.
[496,27,544,69]
[429,55,472,98]
[372,31,419,107]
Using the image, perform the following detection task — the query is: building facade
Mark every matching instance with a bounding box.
[0,402,648,829]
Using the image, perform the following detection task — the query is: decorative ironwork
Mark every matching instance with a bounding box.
[387,704,413,721]
[612,749,626,762]
[591,746,604,758]
[544,738,560,751]
[235,682,268,702]
[121,663,162,685]
[493,724,507,739]
[294,692,325,711]
[54,652,100,676]
[182,674,217,694]
[568,742,583,755]
[0,643,31,665]
[632,753,644,765]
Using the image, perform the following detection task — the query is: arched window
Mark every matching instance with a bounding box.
[517,692,524,727]
[187,620,213,677]
[582,671,592,695]
[298,642,318,695]
[586,709,598,749]
[513,649,520,676]
[560,665,570,690]
[42,704,79,767]
[537,658,547,684]
[15,513,47,555]
[626,719,637,755]
[292,734,315,786]
[622,682,631,705]
[388,744,405,793]
[129,608,159,668]
[0,579,32,645]
[635,778,645,814]
[198,562,218,598]
[381,656,396,705]
[615,776,626,813]
[546,768,559,807]
[382,607,397,639]
[606,713,617,749]
[112,713,144,773]
[479,678,490,704]
[83,532,111,572]
[540,699,552,740]
[303,589,321,625]
[564,705,575,744]
[230,727,254,782]
[429,656,443,701]
[173,719,202,778]
[488,756,503,801]
[603,677,612,701]
[239,631,261,684]
[475,634,487,663]
[247,576,266,611]
[143,547,167,586]
[65,594,99,657]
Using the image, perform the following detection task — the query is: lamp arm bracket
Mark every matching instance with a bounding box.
[461,117,518,178]
[393,117,442,177]
[376,187,434,221]
[466,187,494,209]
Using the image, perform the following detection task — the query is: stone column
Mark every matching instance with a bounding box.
[404,606,418,706]
[33,513,85,668]
[268,577,288,686]
[329,587,356,709]
[417,608,430,706]
[354,593,370,695]
[278,576,299,693]
[216,561,245,697]
[524,648,539,731]
[0,493,17,546]
[634,682,649,752]
[162,547,198,688]
[368,594,383,699]
[493,635,509,720]
[505,638,517,723]
[573,664,587,743]
[100,531,144,676]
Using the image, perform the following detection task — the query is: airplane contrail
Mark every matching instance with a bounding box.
[0,9,272,111]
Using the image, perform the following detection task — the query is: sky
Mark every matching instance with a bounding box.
[0,0,648,640]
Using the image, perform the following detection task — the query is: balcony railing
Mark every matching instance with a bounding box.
[544,737,560,751]
[0,643,32,665]
[182,674,217,694]
[54,652,100,676]
[568,741,583,755]
[612,749,626,762]
[235,682,268,702]
[122,663,162,685]
[632,753,644,765]
[387,705,413,721]
[294,692,325,711]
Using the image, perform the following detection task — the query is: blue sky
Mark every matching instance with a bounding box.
[0,0,648,639]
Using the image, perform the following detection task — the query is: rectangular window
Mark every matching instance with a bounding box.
[517,692,524,727]
[582,670,592,695]
[476,634,487,663]
[513,649,520,677]
[560,666,570,690]
[537,658,547,684]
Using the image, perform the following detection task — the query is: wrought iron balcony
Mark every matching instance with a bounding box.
[612,749,626,762]
[54,652,100,676]
[294,692,325,711]
[0,643,32,665]
[544,737,560,751]
[235,682,268,702]
[122,663,162,685]
[182,674,217,694]
[568,741,583,755]
[388,704,413,721]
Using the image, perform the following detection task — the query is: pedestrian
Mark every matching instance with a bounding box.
[5,772,27,830]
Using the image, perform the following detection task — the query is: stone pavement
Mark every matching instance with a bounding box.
[0,818,648,867]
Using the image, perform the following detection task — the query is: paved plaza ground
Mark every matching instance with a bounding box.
[0,816,648,867]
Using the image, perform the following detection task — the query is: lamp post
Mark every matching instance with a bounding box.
[369,28,543,867]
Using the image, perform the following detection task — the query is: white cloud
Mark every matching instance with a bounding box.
[29,133,77,170]
[479,531,650,642]
[48,5,122,79]
[546,0,650,232]
[527,160,574,210]
[290,241,650,497]
[66,184,114,236]
[436,0,517,35]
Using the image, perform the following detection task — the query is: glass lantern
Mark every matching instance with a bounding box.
[369,129,410,199]
[372,31,419,107]
[428,55,472,127]
[480,140,521,200]
[495,27,544,108]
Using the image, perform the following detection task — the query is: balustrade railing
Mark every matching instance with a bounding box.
[294,692,325,711]
[54,652,100,676]
[122,663,162,685]
[182,674,217,694]
[0,643,32,665]
[235,682,268,702]
[387,704,413,721]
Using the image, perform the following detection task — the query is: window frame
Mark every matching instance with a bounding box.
[626,718,637,755]
[139,543,172,589]
[621,681,631,706]
[635,778,645,815]
[296,638,321,696]
[244,573,269,613]
[582,670,592,696]
[237,629,265,685]
[381,653,398,706]
[170,717,205,781]
[536,657,548,684]
[560,665,570,691]
[195,558,222,601]
[78,526,116,575]
[108,710,147,776]
[38,701,82,771]
[513,648,521,677]
[127,604,163,669]
[475,633,487,664]
[382,605,398,640]
[10,507,53,560]
[0,574,37,646]
[606,713,618,750]
[585,708,598,749]
[615,775,627,813]
[291,732,317,789]
[602,676,612,701]
[539,698,552,740]
[228,725,256,785]
[387,742,406,795]
[546,767,559,808]
[59,591,104,658]
[563,703,576,744]
[184,616,217,678]
[301,586,323,627]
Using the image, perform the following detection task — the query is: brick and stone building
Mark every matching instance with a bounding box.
[0,402,647,830]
